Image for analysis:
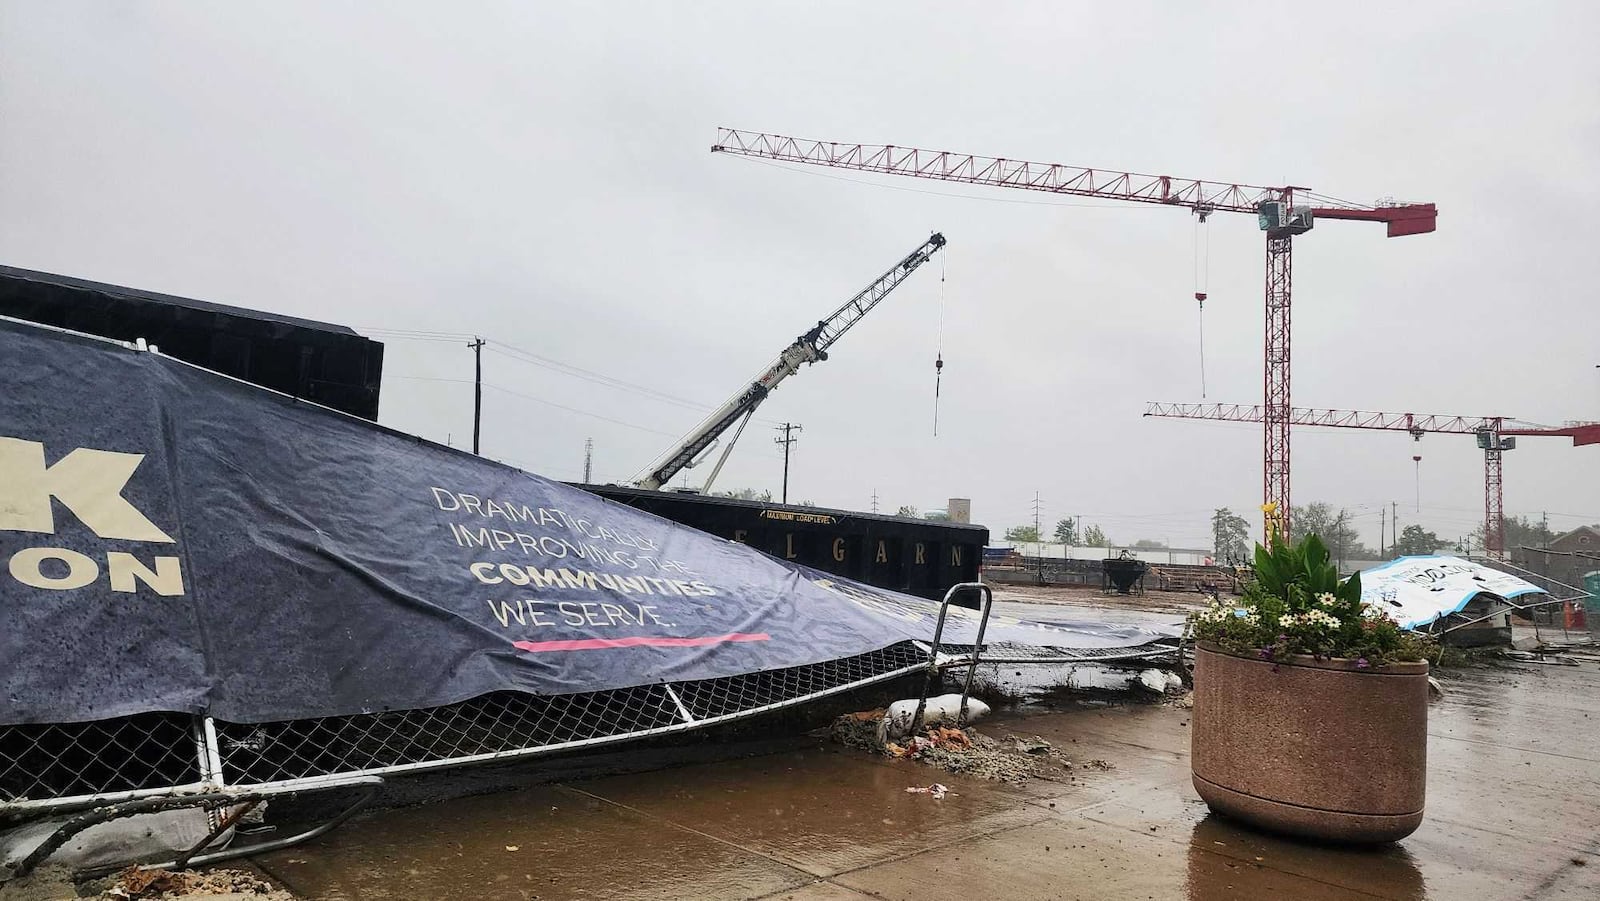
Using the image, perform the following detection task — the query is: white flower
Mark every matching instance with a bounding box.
[1316,592,1338,608]
[1282,609,1340,630]
[1193,601,1257,627]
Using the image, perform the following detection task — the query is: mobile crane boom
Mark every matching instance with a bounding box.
[635,232,946,491]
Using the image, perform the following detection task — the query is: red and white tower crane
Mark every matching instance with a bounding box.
[711,128,1437,536]
[1144,402,1600,556]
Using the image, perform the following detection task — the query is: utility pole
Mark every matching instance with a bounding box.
[1392,501,1399,551]
[468,337,486,455]
[774,423,802,504]
[871,489,880,515]
[1334,508,1348,571]
[583,438,594,483]
[1380,507,1386,559]
[1032,492,1044,577]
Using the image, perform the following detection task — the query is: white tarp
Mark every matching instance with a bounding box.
[1360,556,1546,630]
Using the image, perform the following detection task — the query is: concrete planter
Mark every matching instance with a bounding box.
[1191,642,1428,843]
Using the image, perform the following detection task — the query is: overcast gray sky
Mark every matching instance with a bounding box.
[3,1,1597,549]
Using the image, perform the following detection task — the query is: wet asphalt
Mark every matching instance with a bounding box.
[251,631,1600,899]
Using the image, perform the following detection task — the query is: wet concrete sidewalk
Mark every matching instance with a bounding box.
[254,658,1600,900]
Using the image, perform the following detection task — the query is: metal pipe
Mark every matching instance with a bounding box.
[171,800,260,870]
[912,582,987,733]
[8,790,267,879]
[132,778,382,876]
[957,584,996,725]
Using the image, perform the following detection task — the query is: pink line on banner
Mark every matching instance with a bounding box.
[513,633,771,653]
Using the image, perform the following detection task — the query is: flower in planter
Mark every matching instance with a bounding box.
[1187,533,1434,665]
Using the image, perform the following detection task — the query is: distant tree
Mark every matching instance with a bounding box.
[923,510,951,522]
[1082,524,1108,547]
[895,505,919,519]
[1212,508,1251,565]
[1475,514,1557,555]
[1053,518,1077,544]
[718,488,773,502]
[1392,524,1449,556]
[1004,525,1041,542]
[1290,502,1337,544]
[1132,539,1168,549]
[1290,503,1373,564]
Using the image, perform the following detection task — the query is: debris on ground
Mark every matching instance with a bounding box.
[1503,650,1582,666]
[830,712,1100,785]
[1137,670,1185,695]
[90,866,292,900]
[904,784,950,800]
[1011,736,1052,754]
[877,694,991,742]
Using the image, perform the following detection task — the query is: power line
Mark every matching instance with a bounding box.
[386,373,790,464]
[363,326,782,425]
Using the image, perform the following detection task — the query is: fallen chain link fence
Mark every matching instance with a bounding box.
[2,637,1175,821]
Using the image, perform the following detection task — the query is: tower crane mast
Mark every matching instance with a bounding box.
[711,128,1437,536]
[635,232,946,492]
[1144,402,1600,556]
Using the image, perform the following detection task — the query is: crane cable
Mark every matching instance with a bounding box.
[933,253,947,436]
[1194,211,1211,398]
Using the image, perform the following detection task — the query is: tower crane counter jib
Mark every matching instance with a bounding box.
[634,233,947,492]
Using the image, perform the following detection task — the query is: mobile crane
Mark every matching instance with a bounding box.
[634,232,946,492]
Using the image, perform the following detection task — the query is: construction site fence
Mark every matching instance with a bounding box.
[2,637,1180,824]
[1468,556,1598,645]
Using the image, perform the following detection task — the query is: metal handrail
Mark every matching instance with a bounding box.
[911,582,994,732]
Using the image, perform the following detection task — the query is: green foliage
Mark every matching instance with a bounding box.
[1132,538,1167,549]
[1082,524,1108,547]
[895,505,919,519]
[1189,532,1434,666]
[1392,524,1447,556]
[1004,525,1041,542]
[1477,515,1557,554]
[1290,503,1372,561]
[1211,508,1251,565]
[1053,518,1077,544]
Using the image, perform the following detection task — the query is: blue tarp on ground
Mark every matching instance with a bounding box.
[0,318,1168,725]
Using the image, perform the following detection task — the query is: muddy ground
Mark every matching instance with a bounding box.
[990,582,1209,620]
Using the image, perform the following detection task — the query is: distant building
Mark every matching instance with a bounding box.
[947,498,972,524]
[1520,525,1600,592]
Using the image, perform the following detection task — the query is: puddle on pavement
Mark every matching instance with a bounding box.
[246,661,1597,900]
[253,783,811,901]
[1185,814,1425,901]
